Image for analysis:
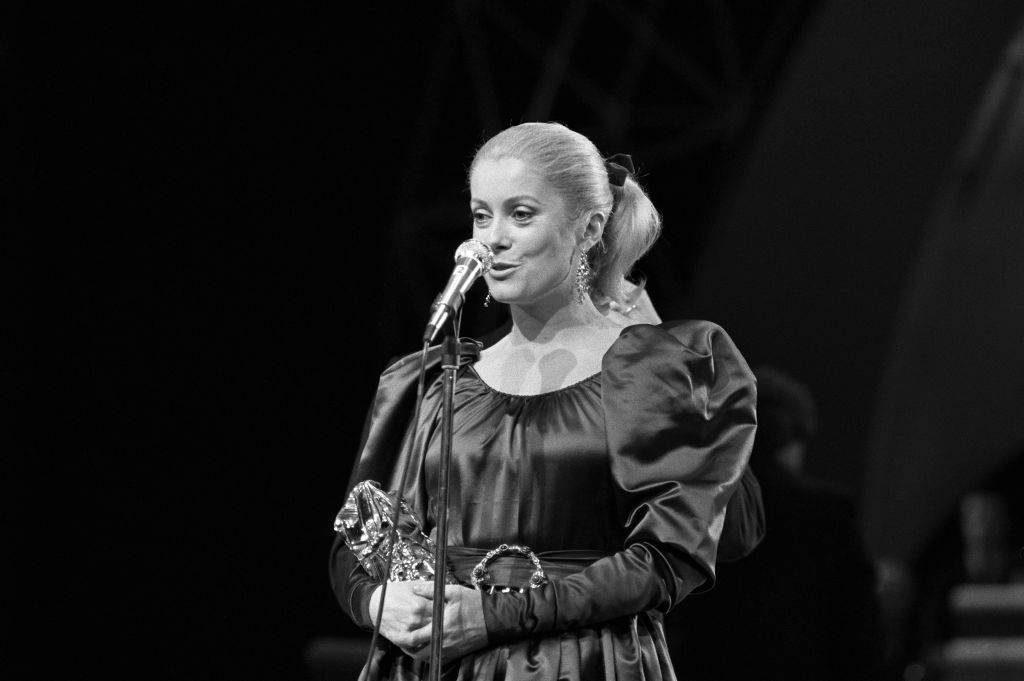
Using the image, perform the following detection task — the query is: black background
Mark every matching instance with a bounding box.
[18,1,985,679]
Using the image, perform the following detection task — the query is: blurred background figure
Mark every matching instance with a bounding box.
[664,365,885,681]
[891,451,1024,681]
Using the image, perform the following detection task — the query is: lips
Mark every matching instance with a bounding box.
[488,262,519,278]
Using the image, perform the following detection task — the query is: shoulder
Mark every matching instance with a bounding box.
[375,348,438,389]
[610,318,741,354]
[379,336,484,378]
[605,319,752,383]
[602,319,756,416]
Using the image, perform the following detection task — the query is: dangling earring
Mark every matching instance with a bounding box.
[573,251,593,305]
[483,292,491,308]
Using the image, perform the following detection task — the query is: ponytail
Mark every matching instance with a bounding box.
[471,122,663,306]
[590,172,662,305]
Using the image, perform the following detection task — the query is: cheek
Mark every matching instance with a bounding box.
[520,241,560,269]
[539,233,575,265]
[526,242,572,282]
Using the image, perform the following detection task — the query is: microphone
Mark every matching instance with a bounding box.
[422,239,494,343]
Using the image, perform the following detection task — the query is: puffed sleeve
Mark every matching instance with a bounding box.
[482,321,757,642]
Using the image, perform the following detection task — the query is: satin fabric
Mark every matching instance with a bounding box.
[445,547,608,589]
[330,321,757,680]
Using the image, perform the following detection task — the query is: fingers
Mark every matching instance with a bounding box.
[378,580,487,658]
[381,618,430,651]
[402,606,486,663]
[442,584,475,600]
[442,584,462,600]
[375,580,439,651]
[397,622,433,659]
[406,581,436,599]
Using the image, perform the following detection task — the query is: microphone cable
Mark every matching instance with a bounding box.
[360,306,464,676]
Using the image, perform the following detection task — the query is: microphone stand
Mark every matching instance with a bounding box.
[427,330,459,681]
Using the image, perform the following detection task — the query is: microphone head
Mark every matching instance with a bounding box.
[455,239,494,273]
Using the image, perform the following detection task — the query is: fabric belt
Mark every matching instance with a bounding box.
[446,546,607,590]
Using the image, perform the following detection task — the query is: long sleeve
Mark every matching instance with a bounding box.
[482,321,758,642]
[718,465,766,562]
[328,347,445,631]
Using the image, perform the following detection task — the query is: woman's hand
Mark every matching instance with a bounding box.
[604,277,662,325]
[407,585,488,662]
[367,581,436,655]
[368,582,488,661]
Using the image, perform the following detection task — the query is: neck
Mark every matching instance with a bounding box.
[507,296,618,345]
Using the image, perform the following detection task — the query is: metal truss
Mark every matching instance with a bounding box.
[386,0,818,337]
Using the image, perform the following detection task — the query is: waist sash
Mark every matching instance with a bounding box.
[446,546,607,589]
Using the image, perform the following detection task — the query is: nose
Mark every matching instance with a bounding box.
[482,217,513,253]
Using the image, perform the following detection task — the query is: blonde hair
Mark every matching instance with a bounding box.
[470,122,662,304]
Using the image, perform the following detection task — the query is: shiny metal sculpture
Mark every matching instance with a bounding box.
[334,480,455,583]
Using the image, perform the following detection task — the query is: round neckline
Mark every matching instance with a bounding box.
[465,365,601,398]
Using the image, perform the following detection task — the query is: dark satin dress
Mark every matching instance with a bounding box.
[330,321,757,680]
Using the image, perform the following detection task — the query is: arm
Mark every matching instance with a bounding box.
[329,346,491,660]
[330,534,380,631]
[717,465,766,562]
[483,322,758,642]
[609,279,765,563]
[328,348,443,630]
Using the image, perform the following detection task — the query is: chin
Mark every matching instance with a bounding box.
[485,282,521,305]
[487,277,567,308]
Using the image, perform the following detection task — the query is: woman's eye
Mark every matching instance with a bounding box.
[472,211,491,224]
[512,208,534,222]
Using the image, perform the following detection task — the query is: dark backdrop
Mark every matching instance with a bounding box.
[11,2,1023,680]
[13,4,814,678]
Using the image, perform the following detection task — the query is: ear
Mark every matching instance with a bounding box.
[579,211,606,252]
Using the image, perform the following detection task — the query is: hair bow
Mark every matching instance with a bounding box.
[604,153,635,187]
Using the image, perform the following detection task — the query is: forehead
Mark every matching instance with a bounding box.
[470,157,552,201]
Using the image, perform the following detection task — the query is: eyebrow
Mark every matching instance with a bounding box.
[504,195,540,204]
[470,194,541,206]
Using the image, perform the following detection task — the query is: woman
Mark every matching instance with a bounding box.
[330,121,758,680]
